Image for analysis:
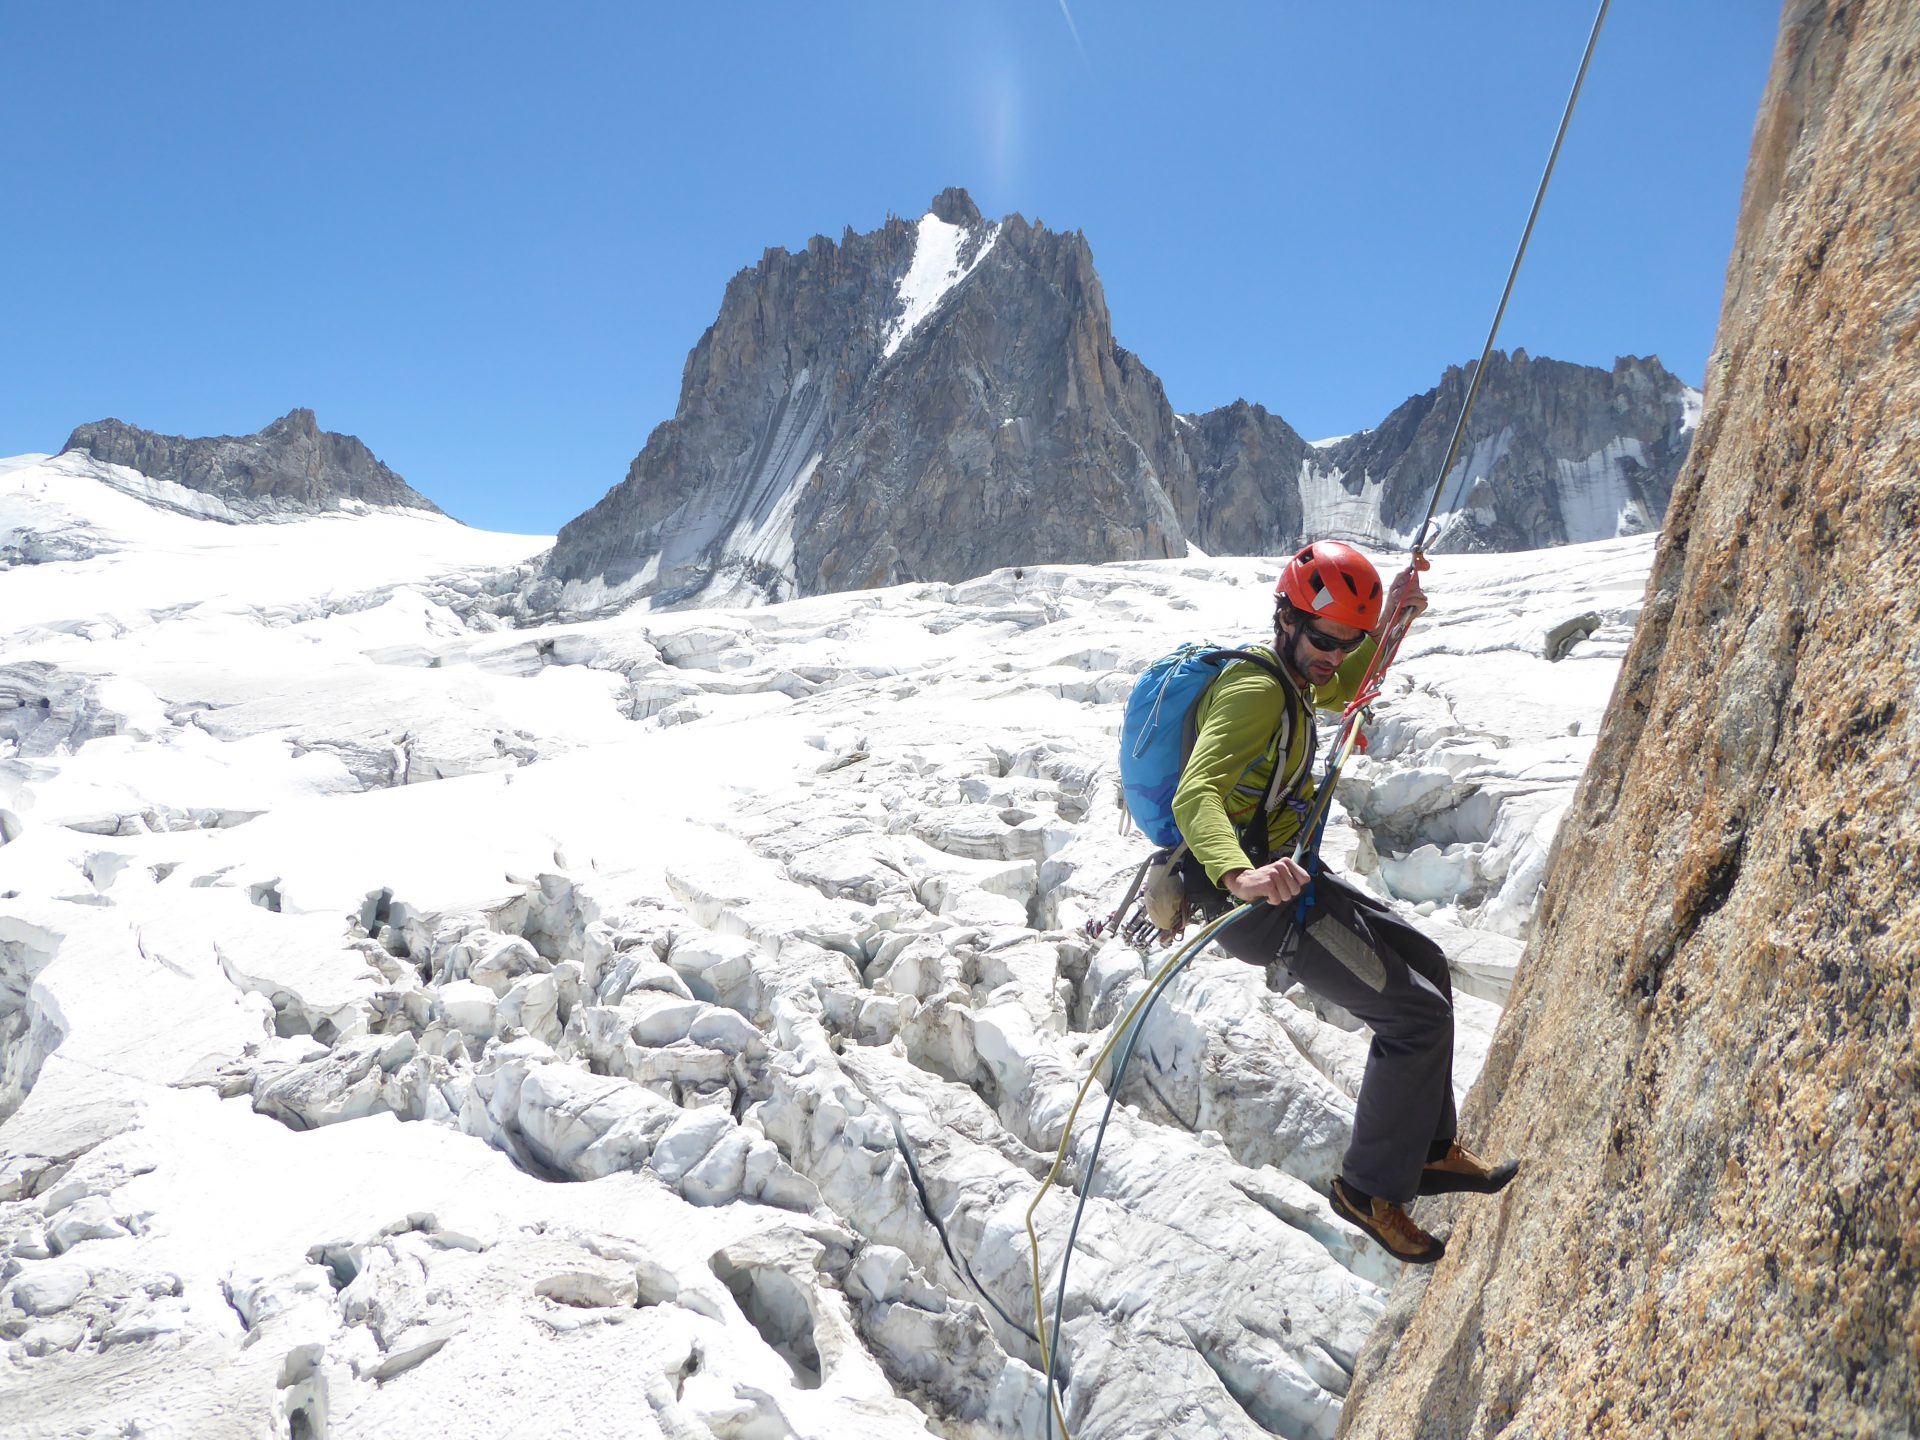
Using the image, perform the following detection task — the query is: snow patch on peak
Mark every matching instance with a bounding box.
[882,213,999,360]
[1437,427,1516,517]
[69,455,255,523]
[1679,386,1704,433]
[0,450,547,630]
[1308,432,1361,450]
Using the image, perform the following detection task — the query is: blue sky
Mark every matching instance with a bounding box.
[2,2,1777,533]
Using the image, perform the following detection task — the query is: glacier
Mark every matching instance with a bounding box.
[0,450,1654,1439]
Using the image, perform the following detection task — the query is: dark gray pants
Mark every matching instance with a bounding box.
[1210,869,1457,1204]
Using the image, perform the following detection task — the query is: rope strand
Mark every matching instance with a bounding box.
[1412,0,1613,555]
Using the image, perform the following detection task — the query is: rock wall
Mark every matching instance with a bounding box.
[62,409,442,518]
[539,188,1699,616]
[1187,352,1697,559]
[1183,400,1314,556]
[1338,4,1920,1436]
[1309,350,1696,553]
[542,201,924,607]
[542,188,1192,612]
[791,210,1194,597]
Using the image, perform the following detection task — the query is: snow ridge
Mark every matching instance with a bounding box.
[1297,458,1406,550]
[1680,385,1704,433]
[1555,437,1654,541]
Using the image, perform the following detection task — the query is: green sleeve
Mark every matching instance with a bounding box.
[1171,665,1288,886]
[1311,636,1379,711]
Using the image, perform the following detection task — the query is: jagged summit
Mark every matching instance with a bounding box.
[263,406,320,439]
[1303,349,1697,553]
[540,190,1190,614]
[538,189,1699,617]
[61,410,443,520]
[928,185,984,228]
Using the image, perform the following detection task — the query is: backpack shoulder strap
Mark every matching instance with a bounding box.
[1201,648,1288,684]
[1171,645,1305,864]
[1179,648,1286,762]
[1247,666,1312,862]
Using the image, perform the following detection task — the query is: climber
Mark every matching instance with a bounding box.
[1170,540,1517,1264]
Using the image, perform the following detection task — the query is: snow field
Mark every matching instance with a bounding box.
[0,456,1656,1439]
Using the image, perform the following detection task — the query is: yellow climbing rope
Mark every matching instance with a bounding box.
[1022,902,1252,1438]
[1023,701,1381,1437]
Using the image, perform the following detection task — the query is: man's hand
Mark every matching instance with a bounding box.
[1387,566,1429,619]
[1376,566,1429,640]
[1222,859,1313,906]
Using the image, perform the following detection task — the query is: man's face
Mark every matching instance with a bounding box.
[1285,613,1367,687]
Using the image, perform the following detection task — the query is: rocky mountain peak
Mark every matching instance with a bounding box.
[538,190,1698,616]
[60,411,442,520]
[539,190,1191,614]
[1290,348,1698,553]
[929,186,984,229]
[260,406,321,441]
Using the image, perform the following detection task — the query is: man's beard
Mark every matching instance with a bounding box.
[1277,626,1308,682]
[1278,625,1336,686]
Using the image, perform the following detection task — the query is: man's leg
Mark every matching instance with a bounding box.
[1212,871,1457,1204]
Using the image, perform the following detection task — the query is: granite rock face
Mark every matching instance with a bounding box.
[793,209,1194,597]
[1181,400,1314,556]
[1301,350,1697,554]
[544,188,1191,612]
[1186,352,1697,558]
[1338,5,1920,1436]
[544,188,1697,613]
[61,409,442,519]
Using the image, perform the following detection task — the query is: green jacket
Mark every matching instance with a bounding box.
[1171,638,1378,885]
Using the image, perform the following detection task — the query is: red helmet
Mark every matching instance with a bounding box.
[1276,541,1383,631]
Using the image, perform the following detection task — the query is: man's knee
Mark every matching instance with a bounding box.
[1386,925,1453,1007]
[1380,963,1453,1043]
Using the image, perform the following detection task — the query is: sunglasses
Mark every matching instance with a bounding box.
[1296,620,1367,654]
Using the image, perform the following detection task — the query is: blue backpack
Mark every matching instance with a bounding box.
[1119,644,1291,849]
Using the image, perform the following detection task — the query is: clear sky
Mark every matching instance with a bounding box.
[2,2,1778,534]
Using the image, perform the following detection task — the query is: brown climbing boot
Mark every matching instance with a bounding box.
[1330,1178,1445,1265]
[1418,1141,1519,1197]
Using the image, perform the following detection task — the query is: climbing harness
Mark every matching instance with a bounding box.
[1032,5,1611,1434]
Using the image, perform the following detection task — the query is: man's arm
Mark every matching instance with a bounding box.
[1246,567,1434,901]
[1313,636,1379,711]
[1170,666,1287,886]
[1377,566,1428,638]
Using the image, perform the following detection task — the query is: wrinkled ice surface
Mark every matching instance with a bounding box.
[0,453,1652,1439]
